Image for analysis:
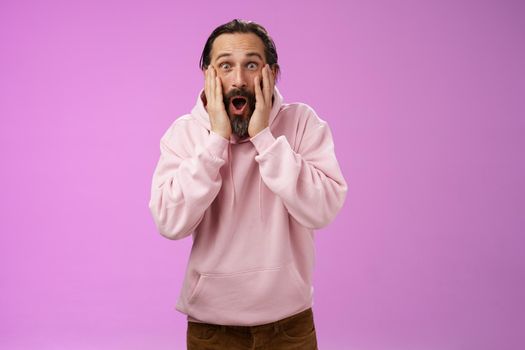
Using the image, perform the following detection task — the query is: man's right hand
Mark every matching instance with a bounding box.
[205,66,231,140]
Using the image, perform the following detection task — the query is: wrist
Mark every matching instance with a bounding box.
[249,123,269,138]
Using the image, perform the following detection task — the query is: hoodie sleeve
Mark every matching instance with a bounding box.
[148,120,229,240]
[250,106,348,230]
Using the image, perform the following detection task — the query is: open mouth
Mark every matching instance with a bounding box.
[230,96,247,113]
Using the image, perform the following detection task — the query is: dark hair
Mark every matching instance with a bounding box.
[199,19,281,82]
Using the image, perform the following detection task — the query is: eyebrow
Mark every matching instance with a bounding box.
[215,52,264,62]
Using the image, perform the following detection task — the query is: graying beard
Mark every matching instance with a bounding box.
[231,115,250,139]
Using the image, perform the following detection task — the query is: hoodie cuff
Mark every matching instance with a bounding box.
[250,127,277,154]
[206,131,229,160]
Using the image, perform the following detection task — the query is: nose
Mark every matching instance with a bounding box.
[232,66,248,89]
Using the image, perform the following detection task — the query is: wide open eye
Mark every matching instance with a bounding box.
[219,63,231,70]
[247,62,258,70]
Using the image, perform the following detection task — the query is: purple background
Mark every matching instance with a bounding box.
[1,0,524,349]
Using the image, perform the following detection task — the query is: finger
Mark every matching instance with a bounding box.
[263,64,270,103]
[212,67,223,107]
[209,66,216,104]
[270,67,275,100]
[269,66,275,91]
[254,75,262,104]
[215,76,223,102]
[266,65,274,98]
[205,66,211,101]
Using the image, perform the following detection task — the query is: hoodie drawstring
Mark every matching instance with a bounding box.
[196,89,280,223]
[259,176,263,221]
[228,143,236,208]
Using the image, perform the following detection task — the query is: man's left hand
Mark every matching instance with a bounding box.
[248,64,275,138]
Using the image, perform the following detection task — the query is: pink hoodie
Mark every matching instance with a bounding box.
[148,86,347,326]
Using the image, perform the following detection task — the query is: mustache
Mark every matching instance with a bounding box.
[223,87,256,107]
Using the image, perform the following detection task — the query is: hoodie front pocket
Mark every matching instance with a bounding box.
[186,262,309,325]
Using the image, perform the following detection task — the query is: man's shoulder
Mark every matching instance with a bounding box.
[280,101,313,114]
[159,113,207,145]
[164,113,205,134]
[169,113,200,129]
[279,101,327,126]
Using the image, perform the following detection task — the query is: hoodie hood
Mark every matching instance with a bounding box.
[191,85,284,144]
[189,85,284,213]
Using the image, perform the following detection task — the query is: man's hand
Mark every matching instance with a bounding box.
[205,66,231,140]
[248,64,275,138]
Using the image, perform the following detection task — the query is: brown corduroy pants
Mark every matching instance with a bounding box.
[186,307,318,350]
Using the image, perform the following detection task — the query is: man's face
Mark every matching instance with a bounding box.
[206,32,275,138]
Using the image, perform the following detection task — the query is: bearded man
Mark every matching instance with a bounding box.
[148,19,348,350]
